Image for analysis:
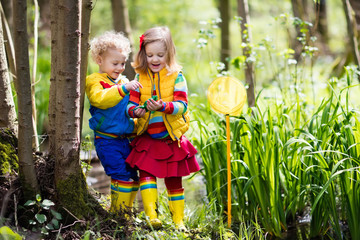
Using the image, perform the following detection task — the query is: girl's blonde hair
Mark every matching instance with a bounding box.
[132,26,181,74]
[89,31,131,62]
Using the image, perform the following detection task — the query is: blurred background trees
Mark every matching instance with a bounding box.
[2,0,358,145]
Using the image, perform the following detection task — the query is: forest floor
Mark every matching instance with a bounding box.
[1,153,145,239]
[0,129,210,239]
[0,128,133,239]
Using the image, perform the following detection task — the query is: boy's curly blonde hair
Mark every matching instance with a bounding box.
[89,31,131,62]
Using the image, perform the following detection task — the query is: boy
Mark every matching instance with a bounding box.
[86,31,142,213]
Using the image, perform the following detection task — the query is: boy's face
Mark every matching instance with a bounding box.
[97,48,127,79]
[145,41,167,73]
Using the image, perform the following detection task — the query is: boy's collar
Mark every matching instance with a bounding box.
[107,74,125,83]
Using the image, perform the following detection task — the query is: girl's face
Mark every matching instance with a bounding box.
[145,41,167,73]
[97,48,127,79]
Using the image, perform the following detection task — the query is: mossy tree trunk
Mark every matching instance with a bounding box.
[111,0,135,80]
[13,0,40,199]
[50,0,94,218]
[0,15,17,134]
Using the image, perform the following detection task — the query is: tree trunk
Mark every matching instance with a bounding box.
[349,0,360,33]
[219,0,230,70]
[291,0,306,60]
[79,0,92,138]
[316,0,328,42]
[38,0,51,37]
[111,0,135,80]
[52,0,94,218]
[0,14,17,134]
[343,0,360,81]
[237,0,255,108]
[0,0,12,30]
[12,0,39,199]
[314,0,330,54]
[48,0,57,156]
[0,3,17,90]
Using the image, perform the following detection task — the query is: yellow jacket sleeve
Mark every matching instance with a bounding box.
[85,73,129,109]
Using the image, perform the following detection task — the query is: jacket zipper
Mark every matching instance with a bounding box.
[137,70,153,135]
[157,72,179,141]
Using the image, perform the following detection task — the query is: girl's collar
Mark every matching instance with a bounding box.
[146,67,168,78]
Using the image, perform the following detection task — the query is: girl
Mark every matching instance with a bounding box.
[126,26,200,230]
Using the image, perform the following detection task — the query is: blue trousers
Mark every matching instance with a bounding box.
[94,137,138,181]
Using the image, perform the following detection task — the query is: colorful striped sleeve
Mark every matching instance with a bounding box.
[127,88,141,118]
[117,84,129,97]
[159,73,188,115]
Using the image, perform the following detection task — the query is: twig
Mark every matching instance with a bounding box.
[0,185,19,219]
[52,220,85,233]
[14,194,18,232]
[62,207,80,221]
[55,224,62,240]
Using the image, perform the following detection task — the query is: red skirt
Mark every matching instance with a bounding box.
[125,134,200,178]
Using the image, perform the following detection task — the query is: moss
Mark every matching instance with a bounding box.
[0,128,19,175]
[56,171,95,218]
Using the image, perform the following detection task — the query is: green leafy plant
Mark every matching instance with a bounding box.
[0,226,22,240]
[24,194,62,236]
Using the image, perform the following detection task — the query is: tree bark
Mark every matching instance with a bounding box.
[111,0,135,80]
[79,0,92,138]
[219,0,230,70]
[48,0,58,156]
[0,14,17,134]
[0,0,12,30]
[0,3,16,90]
[12,0,39,199]
[343,0,360,81]
[349,0,360,33]
[291,0,306,60]
[316,0,328,42]
[52,0,94,217]
[314,0,330,54]
[38,0,51,36]
[237,0,255,107]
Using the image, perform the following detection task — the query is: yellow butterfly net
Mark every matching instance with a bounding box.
[207,76,247,227]
[207,76,247,116]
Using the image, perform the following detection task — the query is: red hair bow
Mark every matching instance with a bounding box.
[139,34,145,50]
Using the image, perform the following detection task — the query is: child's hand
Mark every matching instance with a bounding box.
[146,99,164,111]
[134,107,146,117]
[125,81,143,91]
